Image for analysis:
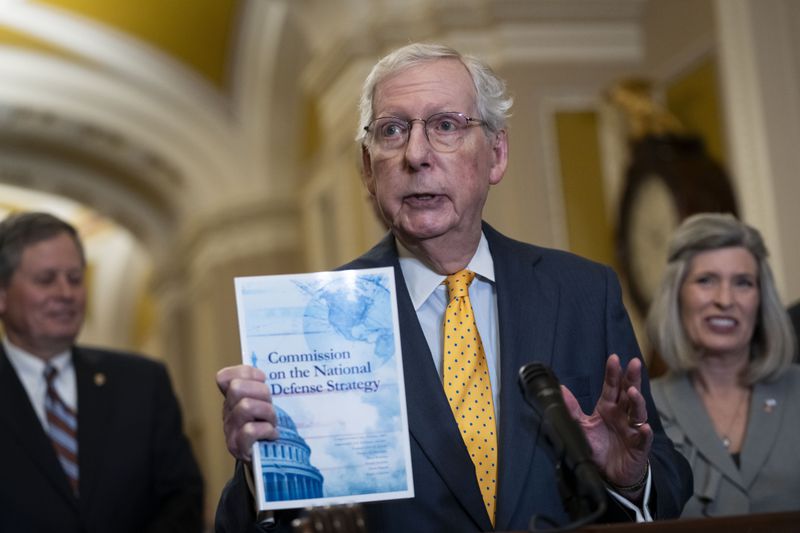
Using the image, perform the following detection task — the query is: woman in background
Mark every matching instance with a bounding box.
[647,213,798,517]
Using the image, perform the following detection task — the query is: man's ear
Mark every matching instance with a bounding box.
[488,129,508,186]
[361,145,377,196]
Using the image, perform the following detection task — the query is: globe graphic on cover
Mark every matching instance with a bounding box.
[299,273,395,365]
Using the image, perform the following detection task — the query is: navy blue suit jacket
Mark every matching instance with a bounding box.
[0,345,204,533]
[215,223,692,532]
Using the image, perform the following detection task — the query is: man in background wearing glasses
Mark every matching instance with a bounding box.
[215,43,691,532]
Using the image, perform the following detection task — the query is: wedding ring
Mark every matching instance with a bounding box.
[627,413,647,428]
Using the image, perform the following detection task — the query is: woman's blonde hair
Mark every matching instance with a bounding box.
[646,213,795,383]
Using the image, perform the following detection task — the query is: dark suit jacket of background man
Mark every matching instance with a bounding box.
[215,222,693,533]
[0,344,204,533]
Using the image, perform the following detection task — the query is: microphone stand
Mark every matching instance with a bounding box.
[532,457,606,532]
[519,363,607,532]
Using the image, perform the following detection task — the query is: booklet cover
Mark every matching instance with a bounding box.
[234,267,414,511]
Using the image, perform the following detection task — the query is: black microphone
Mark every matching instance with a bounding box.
[518,363,606,522]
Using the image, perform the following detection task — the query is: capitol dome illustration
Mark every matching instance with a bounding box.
[259,405,324,501]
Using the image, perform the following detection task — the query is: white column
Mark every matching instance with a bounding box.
[715,0,800,302]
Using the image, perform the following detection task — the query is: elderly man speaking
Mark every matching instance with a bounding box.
[215,43,692,533]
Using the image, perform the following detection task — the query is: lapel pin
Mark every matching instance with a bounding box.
[764,398,776,413]
[94,372,106,386]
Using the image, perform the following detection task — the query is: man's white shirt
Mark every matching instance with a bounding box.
[3,337,76,429]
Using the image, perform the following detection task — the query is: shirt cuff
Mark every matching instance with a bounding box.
[606,467,653,522]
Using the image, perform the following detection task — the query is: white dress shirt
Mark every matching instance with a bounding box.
[3,337,77,429]
[397,233,501,423]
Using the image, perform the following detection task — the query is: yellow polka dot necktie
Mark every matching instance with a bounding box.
[443,269,497,525]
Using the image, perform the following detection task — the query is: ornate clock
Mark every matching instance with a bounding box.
[616,134,739,315]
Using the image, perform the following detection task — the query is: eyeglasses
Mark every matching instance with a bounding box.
[364,112,485,154]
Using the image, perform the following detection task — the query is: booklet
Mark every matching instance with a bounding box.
[234,267,414,511]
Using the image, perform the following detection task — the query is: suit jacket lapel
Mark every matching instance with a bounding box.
[0,346,78,507]
[666,376,745,490]
[364,235,493,531]
[73,347,114,510]
[740,377,787,488]
[486,224,560,529]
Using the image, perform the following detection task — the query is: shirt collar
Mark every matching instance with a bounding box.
[397,232,495,310]
[2,336,72,376]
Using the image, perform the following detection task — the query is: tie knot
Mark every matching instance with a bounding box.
[44,365,58,386]
[445,269,476,301]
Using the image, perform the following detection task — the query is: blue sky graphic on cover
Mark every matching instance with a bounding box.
[235,267,414,510]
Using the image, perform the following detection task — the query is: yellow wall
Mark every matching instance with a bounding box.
[33,0,239,87]
[666,57,726,164]
[555,111,616,267]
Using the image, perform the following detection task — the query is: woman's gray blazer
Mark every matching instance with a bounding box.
[652,366,800,517]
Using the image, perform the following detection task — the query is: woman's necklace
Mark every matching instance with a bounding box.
[697,384,750,450]
[720,390,748,449]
